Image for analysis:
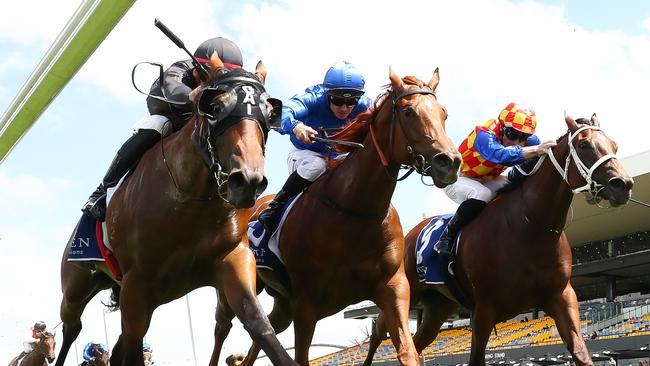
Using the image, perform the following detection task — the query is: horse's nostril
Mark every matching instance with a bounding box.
[608,177,629,193]
[432,153,452,168]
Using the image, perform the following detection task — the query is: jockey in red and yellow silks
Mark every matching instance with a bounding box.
[434,103,557,267]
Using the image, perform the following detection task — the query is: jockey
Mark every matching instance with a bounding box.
[82,342,108,362]
[22,321,46,354]
[258,61,373,231]
[437,102,557,258]
[142,343,152,353]
[81,37,243,221]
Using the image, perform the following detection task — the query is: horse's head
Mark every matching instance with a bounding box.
[194,53,281,208]
[37,331,56,363]
[387,67,461,187]
[555,114,633,207]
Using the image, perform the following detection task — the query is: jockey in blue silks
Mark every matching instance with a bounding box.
[82,342,108,361]
[258,61,373,231]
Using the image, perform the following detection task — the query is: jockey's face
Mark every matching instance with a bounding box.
[501,126,530,147]
[328,93,359,120]
[329,102,355,119]
[502,133,520,147]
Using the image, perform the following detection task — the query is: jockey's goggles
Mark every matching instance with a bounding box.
[328,94,359,107]
[503,127,530,141]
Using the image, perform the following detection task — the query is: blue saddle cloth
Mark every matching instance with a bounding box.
[68,214,104,266]
[248,194,301,271]
[415,214,457,284]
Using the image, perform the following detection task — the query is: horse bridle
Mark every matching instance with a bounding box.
[516,125,617,202]
[162,73,271,202]
[368,86,438,181]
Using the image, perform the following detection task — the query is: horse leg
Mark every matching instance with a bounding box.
[375,273,418,366]
[241,295,293,366]
[292,301,319,366]
[57,262,113,366]
[413,292,459,353]
[468,305,496,366]
[111,277,153,366]
[362,313,388,366]
[543,284,594,366]
[209,289,236,366]
[217,245,296,366]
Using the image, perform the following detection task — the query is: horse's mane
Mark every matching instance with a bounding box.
[496,117,594,194]
[325,76,429,170]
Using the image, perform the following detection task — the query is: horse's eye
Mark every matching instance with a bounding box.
[404,107,417,118]
[579,140,591,150]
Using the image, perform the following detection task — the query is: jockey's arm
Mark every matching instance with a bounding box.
[279,90,319,143]
[521,137,557,159]
[474,130,526,166]
[160,62,194,105]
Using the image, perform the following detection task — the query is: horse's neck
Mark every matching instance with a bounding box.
[520,144,574,233]
[161,118,217,196]
[320,107,400,215]
[21,350,44,366]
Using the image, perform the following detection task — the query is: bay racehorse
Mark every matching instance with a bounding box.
[363,114,633,366]
[211,67,462,366]
[8,332,56,366]
[56,54,296,366]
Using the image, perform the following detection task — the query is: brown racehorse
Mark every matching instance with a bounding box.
[363,114,634,366]
[210,67,462,366]
[8,332,56,366]
[56,54,296,366]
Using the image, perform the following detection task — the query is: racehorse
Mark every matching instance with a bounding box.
[363,114,634,366]
[211,67,462,366]
[56,53,296,366]
[8,332,56,366]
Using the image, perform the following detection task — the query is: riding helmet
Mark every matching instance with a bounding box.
[498,102,537,135]
[193,37,243,69]
[323,61,365,97]
[32,321,46,331]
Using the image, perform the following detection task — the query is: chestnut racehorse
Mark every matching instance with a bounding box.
[8,332,56,366]
[211,67,462,366]
[363,114,633,366]
[56,54,296,366]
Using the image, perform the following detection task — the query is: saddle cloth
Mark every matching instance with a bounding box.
[248,193,302,271]
[67,213,123,281]
[415,214,458,284]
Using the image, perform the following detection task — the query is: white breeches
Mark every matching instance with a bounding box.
[132,114,172,137]
[287,148,347,182]
[443,174,509,204]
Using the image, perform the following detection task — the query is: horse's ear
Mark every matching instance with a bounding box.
[209,51,224,70]
[565,112,578,131]
[428,67,440,92]
[255,60,267,85]
[591,113,600,127]
[389,66,404,92]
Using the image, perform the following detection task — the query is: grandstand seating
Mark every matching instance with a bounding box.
[310,312,650,365]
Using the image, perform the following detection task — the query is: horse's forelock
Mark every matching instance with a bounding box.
[402,75,426,88]
[574,117,593,126]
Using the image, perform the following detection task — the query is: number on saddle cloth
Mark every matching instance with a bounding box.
[415,214,455,284]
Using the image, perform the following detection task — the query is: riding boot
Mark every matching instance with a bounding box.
[81,129,161,221]
[437,198,487,261]
[258,171,312,232]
